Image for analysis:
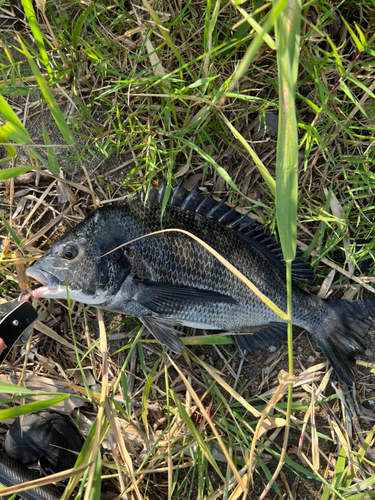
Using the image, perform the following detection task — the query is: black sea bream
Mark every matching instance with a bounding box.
[25,180,375,384]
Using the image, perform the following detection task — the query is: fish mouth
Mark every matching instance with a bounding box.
[23,267,104,304]
[24,268,60,299]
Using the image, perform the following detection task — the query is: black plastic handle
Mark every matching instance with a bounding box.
[0,302,38,364]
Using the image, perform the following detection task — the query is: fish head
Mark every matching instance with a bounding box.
[25,208,132,304]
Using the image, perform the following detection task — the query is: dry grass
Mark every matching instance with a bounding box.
[0,0,375,499]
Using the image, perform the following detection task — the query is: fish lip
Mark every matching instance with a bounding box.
[25,268,59,289]
[24,266,105,304]
[25,268,61,298]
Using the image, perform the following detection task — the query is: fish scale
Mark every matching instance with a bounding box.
[25,182,375,385]
[118,206,286,320]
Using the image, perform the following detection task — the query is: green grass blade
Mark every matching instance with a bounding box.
[110,325,144,397]
[344,493,375,500]
[0,212,23,250]
[0,95,30,143]
[347,73,375,99]
[203,0,220,78]
[209,0,220,37]
[91,453,102,500]
[142,0,187,76]
[256,453,283,498]
[62,420,97,499]
[203,0,211,54]
[42,123,60,174]
[0,166,36,180]
[142,357,160,432]
[182,334,232,346]
[0,129,16,157]
[17,37,75,146]
[66,288,92,401]
[235,4,276,50]
[354,22,367,48]
[120,372,132,418]
[341,16,364,51]
[0,121,29,144]
[326,32,344,73]
[356,424,375,465]
[0,157,12,166]
[220,112,276,196]
[0,382,34,394]
[339,81,367,117]
[344,475,375,497]
[269,3,301,496]
[20,0,53,74]
[229,0,289,91]
[72,3,94,51]
[274,0,301,262]
[0,396,68,420]
[329,446,349,493]
[170,390,222,478]
[179,137,264,201]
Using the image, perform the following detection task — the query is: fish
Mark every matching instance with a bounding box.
[25,179,375,385]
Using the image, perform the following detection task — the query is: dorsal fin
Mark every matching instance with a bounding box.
[143,181,314,283]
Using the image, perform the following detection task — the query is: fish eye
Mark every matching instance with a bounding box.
[62,246,78,260]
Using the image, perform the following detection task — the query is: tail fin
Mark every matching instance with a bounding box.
[312,300,374,385]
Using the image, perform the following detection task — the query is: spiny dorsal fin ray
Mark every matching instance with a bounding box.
[181,182,200,210]
[144,180,314,283]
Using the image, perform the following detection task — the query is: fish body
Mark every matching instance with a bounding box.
[25,181,374,384]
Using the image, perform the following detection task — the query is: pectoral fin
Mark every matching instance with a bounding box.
[140,317,184,354]
[134,279,237,315]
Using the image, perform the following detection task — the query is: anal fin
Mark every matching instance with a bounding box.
[140,317,184,354]
[233,322,287,355]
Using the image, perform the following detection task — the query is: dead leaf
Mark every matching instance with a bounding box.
[35,0,46,13]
